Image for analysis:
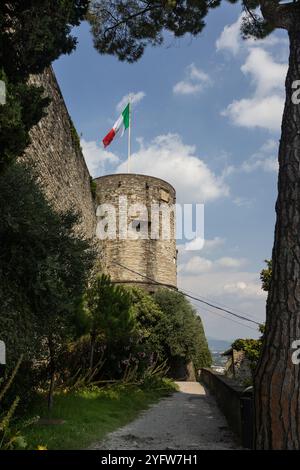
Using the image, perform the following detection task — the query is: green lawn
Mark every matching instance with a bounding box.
[21,380,176,450]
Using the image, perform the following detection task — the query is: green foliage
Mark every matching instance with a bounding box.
[0,357,28,450]
[84,275,135,343]
[240,9,275,40]
[0,163,95,400]
[82,275,138,376]
[0,1,88,171]
[260,259,272,292]
[88,0,276,63]
[21,378,176,450]
[70,285,211,382]
[231,323,265,373]
[0,69,50,173]
[89,0,213,63]
[0,1,89,81]
[126,286,165,358]
[231,338,262,367]
[153,289,212,370]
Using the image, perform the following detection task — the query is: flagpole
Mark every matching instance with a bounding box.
[128,99,131,173]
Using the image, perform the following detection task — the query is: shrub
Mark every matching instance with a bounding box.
[0,163,95,406]
[0,357,28,450]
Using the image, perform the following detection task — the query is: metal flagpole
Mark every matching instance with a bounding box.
[127,99,131,173]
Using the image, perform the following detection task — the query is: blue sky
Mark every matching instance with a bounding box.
[53,2,289,341]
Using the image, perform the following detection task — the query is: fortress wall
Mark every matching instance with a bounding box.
[22,69,177,289]
[23,67,96,240]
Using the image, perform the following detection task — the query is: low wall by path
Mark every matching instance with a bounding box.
[200,368,254,449]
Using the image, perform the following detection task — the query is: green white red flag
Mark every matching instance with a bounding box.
[102,103,130,148]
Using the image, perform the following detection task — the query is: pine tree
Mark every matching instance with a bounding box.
[89,0,300,449]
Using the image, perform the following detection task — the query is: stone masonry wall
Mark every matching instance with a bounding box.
[22,69,177,290]
[94,174,177,291]
[23,67,96,240]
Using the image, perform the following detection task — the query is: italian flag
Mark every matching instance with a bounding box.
[102,103,130,148]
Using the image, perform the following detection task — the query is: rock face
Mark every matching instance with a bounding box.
[24,67,97,240]
[94,173,177,291]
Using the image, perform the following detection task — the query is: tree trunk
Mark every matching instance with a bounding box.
[89,332,96,370]
[254,30,300,449]
[47,335,56,412]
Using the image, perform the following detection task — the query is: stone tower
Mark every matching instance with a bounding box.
[94,173,177,292]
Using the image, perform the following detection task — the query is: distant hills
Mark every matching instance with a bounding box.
[207,337,232,352]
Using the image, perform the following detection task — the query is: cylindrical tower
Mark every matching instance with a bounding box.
[94,174,177,292]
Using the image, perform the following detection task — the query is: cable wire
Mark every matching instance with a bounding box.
[111,261,261,327]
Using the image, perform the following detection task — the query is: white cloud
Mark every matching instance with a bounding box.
[116,91,145,113]
[261,139,278,153]
[241,48,287,97]
[216,14,244,55]
[180,256,213,274]
[217,257,246,268]
[222,94,284,132]
[241,139,278,173]
[233,197,254,208]
[242,156,278,173]
[222,139,278,187]
[185,236,225,252]
[173,63,210,95]
[178,270,266,339]
[179,271,265,303]
[216,13,288,56]
[173,81,203,95]
[81,138,120,177]
[223,281,265,299]
[180,255,247,274]
[116,133,229,204]
[217,14,288,132]
[222,48,287,132]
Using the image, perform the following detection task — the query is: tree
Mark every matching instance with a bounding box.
[231,335,263,377]
[126,287,165,360]
[260,259,272,293]
[84,275,135,370]
[153,289,212,372]
[89,0,300,449]
[0,70,50,172]
[0,163,94,408]
[88,0,217,63]
[0,1,89,172]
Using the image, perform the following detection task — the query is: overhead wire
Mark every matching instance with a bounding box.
[111,261,261,327]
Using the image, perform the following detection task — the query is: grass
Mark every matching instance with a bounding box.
[21,379,177,450]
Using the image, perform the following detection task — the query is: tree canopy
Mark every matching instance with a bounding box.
[153,288,212,369]
[88,0,290,64]
[0,1,89,172]
[260,259,272,292]
[0,163,94,369]
[1,1,89,81]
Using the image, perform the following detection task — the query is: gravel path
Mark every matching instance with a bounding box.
[90,382,239,450]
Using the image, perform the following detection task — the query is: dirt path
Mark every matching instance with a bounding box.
[90,382,239,450]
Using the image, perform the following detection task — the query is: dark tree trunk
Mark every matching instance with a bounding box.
[47,335,56,412]
[254,29,300,449]
[89,331,96,370]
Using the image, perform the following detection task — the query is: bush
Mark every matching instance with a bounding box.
[232,337,263,373]
[153,289,212,371]
[0,357,29,450]
[0,163,95,406]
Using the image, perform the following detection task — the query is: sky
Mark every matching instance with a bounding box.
[53,2,289,342]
